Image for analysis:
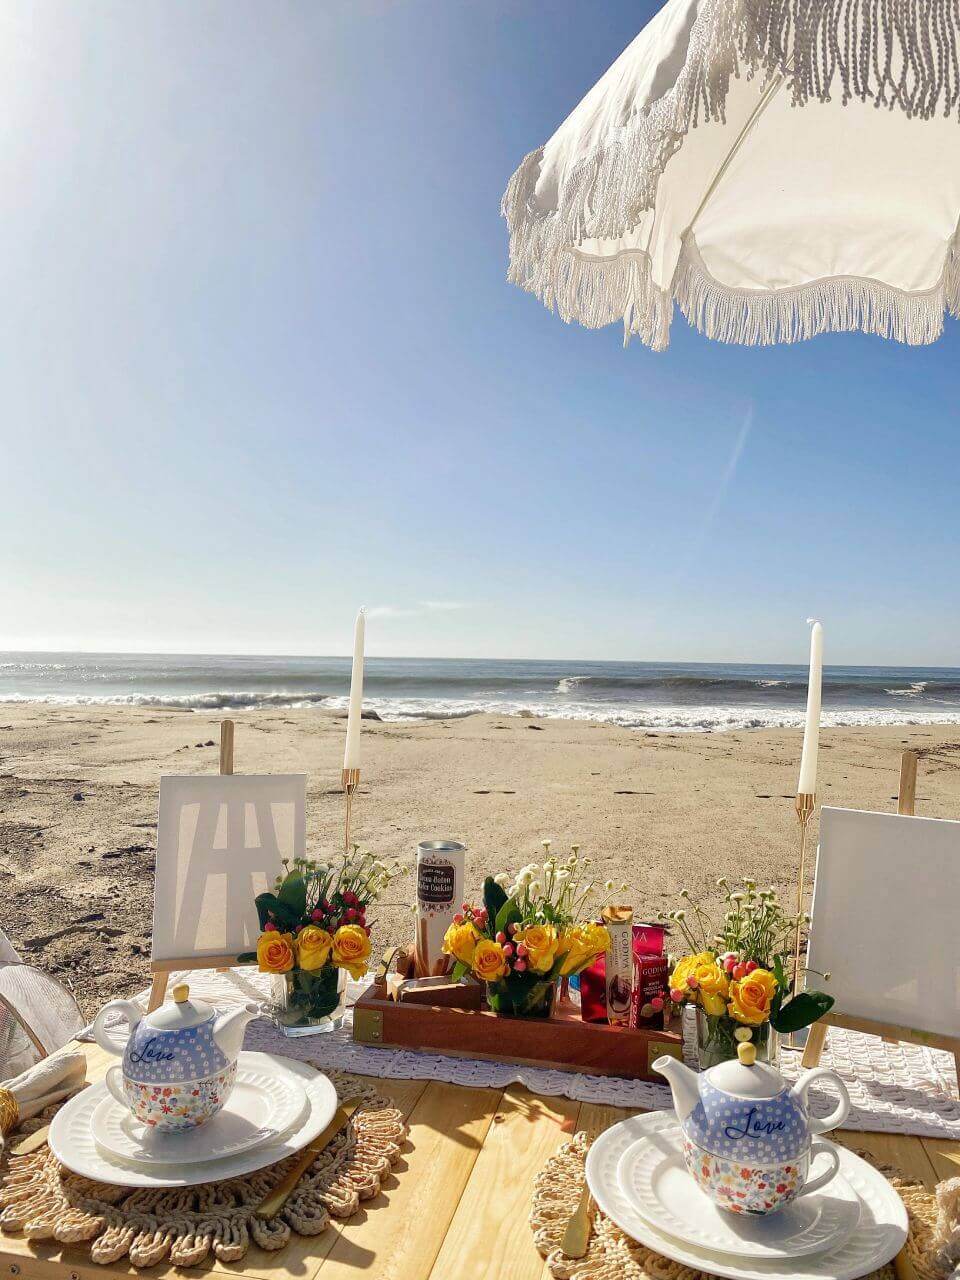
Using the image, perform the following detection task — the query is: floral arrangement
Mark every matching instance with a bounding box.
[239,848,406,1032]
[442,843,611,1018]
[660,878,833,1066]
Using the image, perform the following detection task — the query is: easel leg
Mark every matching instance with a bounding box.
[801,1021,828,1069]
[147,972,169,1013]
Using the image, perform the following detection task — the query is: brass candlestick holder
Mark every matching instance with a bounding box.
[342,767,360,853]
[792,791,816,1002]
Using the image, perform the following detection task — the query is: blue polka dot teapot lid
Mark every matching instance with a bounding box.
[654,1041,851,1163]
[91,982,259,1086]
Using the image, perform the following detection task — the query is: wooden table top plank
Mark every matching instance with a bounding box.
[313,1080,505,1280]
[425,1085,580,1280]
[216,1076,431,1280]
[920,1136,960,1183]
[834,1130,941,1190]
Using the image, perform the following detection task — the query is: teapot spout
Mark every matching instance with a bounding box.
[653,1055,700,1123]
[213,1001,259,1063]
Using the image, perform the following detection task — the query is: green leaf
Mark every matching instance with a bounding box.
[254,892,280,930]
[495,896,522,936]
[451,960,469,981]
[771,991,834,1034]
[277,872,307,919]
[483,876,507,926]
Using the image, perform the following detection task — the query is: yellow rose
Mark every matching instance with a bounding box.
[471,938,508,982]
[558,923,610,976]
[296,926,333,971]
[256,931,295,974]
[332,924,372,979]
[669,951,714,997]
[443,921,480,966]
[514,923,560,974]
[692,960,730,1017]
[728,968,778,1025]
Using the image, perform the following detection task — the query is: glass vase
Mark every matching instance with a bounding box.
[486,974,556,1018]
[272,965,347,1037]
[694,1007,778,1070]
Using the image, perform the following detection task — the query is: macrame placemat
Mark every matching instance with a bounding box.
[0,1070,406,1269]
[530,1131,960,1280]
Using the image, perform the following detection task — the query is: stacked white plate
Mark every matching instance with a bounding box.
[585,1112,909,1280]
[49,1052,338,1188]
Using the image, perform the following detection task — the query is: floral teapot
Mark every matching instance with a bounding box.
[654,1042,851,1215]
[92,983,258,1132]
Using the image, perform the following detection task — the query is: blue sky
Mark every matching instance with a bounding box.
[1,0,958,666]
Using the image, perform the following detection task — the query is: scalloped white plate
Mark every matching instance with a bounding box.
[49,1054,336,1189]
[91,1053,307,1166]
[585,1112,907,1280]
[616,1123,861,1259]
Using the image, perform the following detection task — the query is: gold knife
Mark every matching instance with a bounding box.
[255,1098,361,1218]
[10,1125,50,1156]
[560,1180,593,1258]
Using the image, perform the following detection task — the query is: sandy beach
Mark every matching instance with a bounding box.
[1,705,956,1017]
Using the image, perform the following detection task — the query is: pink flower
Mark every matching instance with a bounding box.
[514,959,527,972]
[686,975,699,990]
[495,931,506,943]
[745,959,758,973]
[650,996,664,1012]
[670,988,685,1003]
[264,922,277,932]
[346,908,358,921]
[311,909,323,922]
[508,922,519,936]
[503,944,514,958]
[723,956,736,973]
[453,914,464,925]
[733,963,748,981]
[516,943,528,957]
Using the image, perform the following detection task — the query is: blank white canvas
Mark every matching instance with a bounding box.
[152,774,306,963]
[808,807,960,1038]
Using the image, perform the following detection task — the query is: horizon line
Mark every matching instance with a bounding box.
[0,646,957,672]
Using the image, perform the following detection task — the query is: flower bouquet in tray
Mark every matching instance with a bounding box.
[661,878,834,1068]
[442,846,610,1018]
[239,848,406,1037]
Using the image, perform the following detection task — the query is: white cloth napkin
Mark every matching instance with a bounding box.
[1,1050,87,1130]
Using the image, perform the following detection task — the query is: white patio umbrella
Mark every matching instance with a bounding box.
[502,0,960,350]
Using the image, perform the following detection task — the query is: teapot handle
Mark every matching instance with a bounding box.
[91,1000,142,1058]
[791,1067,851,1135]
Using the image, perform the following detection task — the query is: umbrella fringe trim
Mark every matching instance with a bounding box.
[503,0,960,349]
[673,235,957,347]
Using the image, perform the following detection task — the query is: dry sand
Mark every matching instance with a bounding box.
[1,705,957,1017]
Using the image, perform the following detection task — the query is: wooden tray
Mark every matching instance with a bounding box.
[352,984,683,1080]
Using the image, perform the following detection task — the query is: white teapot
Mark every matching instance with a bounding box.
[92,983,258,1132]
[655,1041,850,1215]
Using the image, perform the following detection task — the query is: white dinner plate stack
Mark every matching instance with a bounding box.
[584,1113,909,1280]
[48,1052,338,1188]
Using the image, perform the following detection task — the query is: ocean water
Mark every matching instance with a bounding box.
[2,652,960,733]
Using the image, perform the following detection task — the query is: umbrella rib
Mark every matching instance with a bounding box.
[681,68,790,243]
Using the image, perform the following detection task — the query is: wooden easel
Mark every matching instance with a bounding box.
[146,719,238,1012]
[801,750,960,1093]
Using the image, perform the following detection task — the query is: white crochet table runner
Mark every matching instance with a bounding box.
[86,967,960,1141]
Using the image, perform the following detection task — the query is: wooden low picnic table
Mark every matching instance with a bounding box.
[1,1041,957,1280]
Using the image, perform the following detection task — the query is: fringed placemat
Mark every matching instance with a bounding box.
[0,1070,406,1269]
[530,1131,960,1280]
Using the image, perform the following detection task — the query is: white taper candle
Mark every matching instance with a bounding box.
[343,609,365,771]
[797,619,823,795]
